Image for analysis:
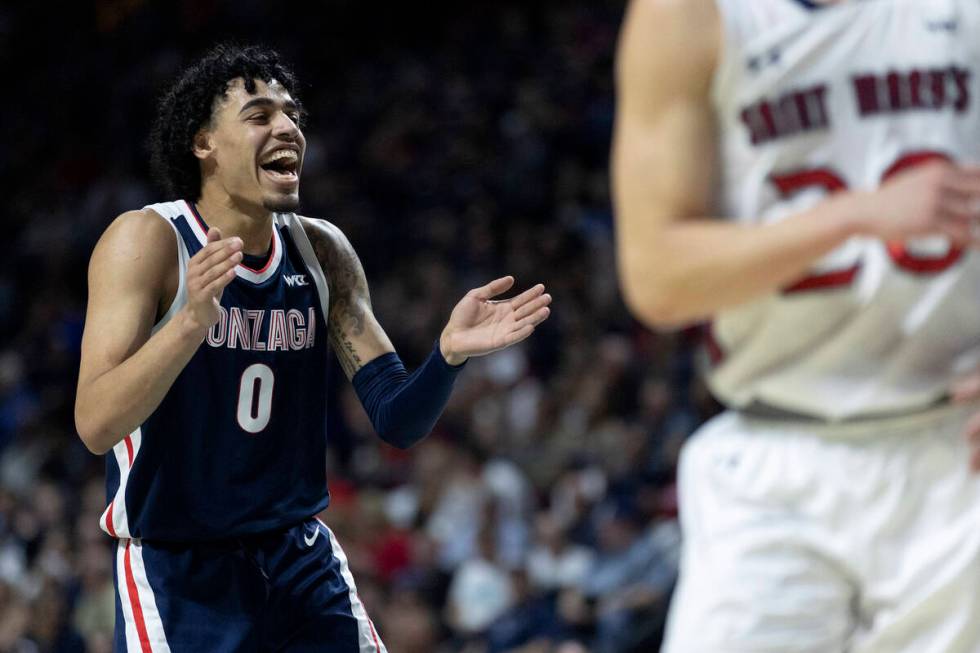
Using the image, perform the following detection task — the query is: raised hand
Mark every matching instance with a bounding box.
[859,161,980,246]
[180,227,243,334]
[439,276,552,365]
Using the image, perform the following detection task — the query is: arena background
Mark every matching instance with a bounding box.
[0,2,721,651]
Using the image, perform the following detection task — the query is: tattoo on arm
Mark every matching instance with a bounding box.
[329,322,362,378]
[305,220,372,378]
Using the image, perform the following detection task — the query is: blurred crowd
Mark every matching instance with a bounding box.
[0,1,720,651]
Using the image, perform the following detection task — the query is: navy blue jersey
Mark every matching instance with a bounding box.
[101,200,332,542]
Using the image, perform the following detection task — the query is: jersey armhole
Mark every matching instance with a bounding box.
[280,214,331,326]
[142,207,188,335]
[709,0,744,109]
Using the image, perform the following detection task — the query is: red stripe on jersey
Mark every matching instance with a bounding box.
[368,619,381,651]
[703,323,724,365]
[241,232,276,273]
[124,540,154,653]
[105,500,117,538]
[783,264,859,293]
[124,436,134,467]
[188,201,209,236]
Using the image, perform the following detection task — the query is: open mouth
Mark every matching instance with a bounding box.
[259,149,300,186]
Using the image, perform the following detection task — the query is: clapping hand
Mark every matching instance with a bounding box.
[439,276,552,365]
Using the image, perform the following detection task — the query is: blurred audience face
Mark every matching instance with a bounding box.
[382,590,440,653]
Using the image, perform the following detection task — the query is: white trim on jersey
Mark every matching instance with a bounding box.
[320,519,387,653]
[100,428,142,539]
[280,213,331,326]
[180,199,209,245]
[128,540,172,653]
[115,539,172,653]
[180,200,284,284]
[144,201,192,334]
[115,541,142,652]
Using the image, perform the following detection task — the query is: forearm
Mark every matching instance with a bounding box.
[352,343,464,449]
[618,191,866,326]
[76,312,205,454]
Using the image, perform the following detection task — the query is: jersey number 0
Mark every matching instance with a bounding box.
[237,363,275,433]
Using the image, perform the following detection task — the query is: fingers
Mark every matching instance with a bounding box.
[971,447,980,474]
[513,292,552,321]
[965,411,980,473]
[934,169,980,245]
[952,374,980,403]
[187,232,243,298]
[937,216,973,247]
[939,194,979,224]
[508,283,546,309]
[506,305,551,343]
[517,306,551,329]
[470,276,515,301]
[505,323,537,346]
[191,236,244,272]
[505,306,550,343]
[199,250,243,292]
[202,265,239,296]
[942,167,980,198]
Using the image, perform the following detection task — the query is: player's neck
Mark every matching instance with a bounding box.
[194,194,274,256]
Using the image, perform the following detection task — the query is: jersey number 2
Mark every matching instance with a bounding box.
[237,364,275,434]
[770,151,964,293]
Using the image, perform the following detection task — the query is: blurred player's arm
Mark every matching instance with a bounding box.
[613,0,980,327]
[302,217,550,447]
[75,212,242,454]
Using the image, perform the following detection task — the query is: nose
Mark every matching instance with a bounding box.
[272,112,301,142]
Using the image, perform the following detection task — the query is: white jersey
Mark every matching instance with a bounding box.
[707,0,980,420]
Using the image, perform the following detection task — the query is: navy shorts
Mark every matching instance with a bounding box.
[111,517,386,652]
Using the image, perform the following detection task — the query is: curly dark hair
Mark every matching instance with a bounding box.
[149,44,302,200]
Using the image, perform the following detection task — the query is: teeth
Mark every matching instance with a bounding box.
[261,149,298,165]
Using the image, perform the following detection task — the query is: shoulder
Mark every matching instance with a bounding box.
[627,0,719,34]
[90,208,177,282]
[97,208,177,251]
[297,215,347,244]
[617,0,720,91]
[296,215,359,264]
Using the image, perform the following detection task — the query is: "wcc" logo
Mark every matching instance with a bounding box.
[284,274,309,287]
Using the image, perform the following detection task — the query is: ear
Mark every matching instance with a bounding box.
[192,128,214,161]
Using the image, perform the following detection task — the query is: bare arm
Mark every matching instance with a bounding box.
[301,218,396,379]
[614,0,980,328]
[75,211,242,454]
[612,0,873,327]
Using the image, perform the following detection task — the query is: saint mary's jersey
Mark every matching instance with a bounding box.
[706,0,980,420]
[100,200,332,541]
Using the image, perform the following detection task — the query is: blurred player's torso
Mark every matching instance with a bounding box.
[101,200,331,541]
[708,0,980,419]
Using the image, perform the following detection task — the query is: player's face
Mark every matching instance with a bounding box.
[201,78,306,213]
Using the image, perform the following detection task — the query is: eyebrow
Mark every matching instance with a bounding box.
[238,97,300,114]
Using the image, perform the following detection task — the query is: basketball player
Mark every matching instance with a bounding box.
[614,0,980,651]
[74,45,551,652]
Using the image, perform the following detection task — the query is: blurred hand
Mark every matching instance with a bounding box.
[858,161,980,246]
[439,276,552,365]
[951,373,980,472]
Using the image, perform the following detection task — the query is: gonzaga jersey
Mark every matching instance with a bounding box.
[707,0,980,419]
[100,200,332,541]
